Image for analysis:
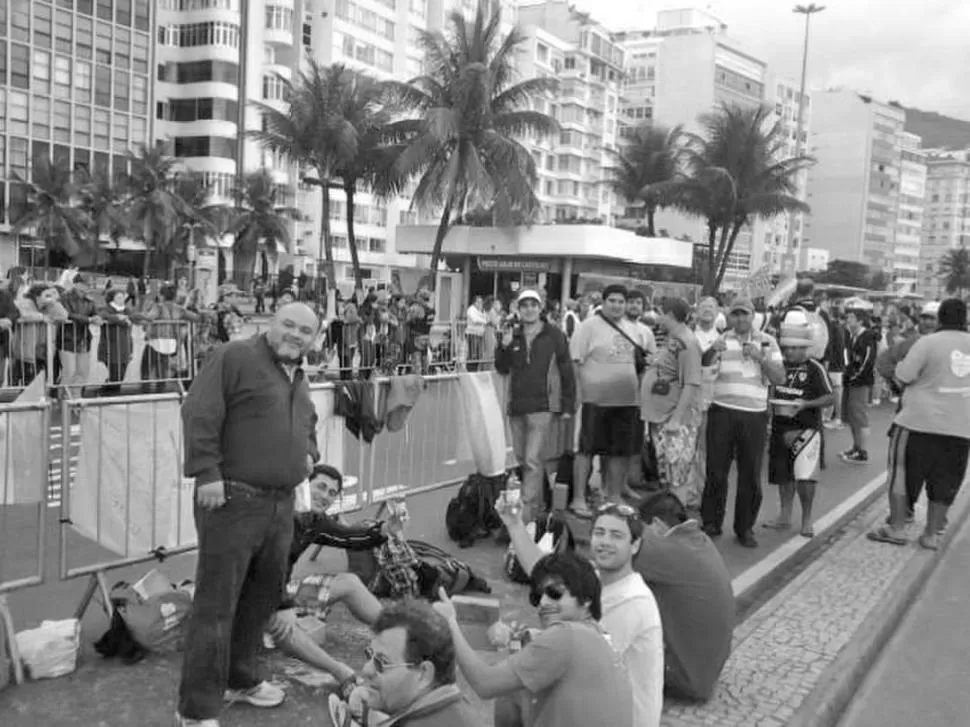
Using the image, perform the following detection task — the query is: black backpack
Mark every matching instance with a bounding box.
[504,512,576,584]
[446,473,506,548]
[408,540,492,599]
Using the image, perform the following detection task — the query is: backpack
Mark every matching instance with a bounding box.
[786,305,829,361]
[504,513,576,584]
[445,473,506,548]
[407,540,492,599]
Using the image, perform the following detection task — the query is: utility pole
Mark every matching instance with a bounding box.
[787,4,825,271]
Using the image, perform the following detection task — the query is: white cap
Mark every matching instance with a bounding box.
[921,301,940,317]
[517,290,542,305]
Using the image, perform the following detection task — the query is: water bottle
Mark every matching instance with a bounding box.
[504,473,521,510]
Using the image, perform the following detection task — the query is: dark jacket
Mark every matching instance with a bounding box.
[494,322,576,416]
[59,290,99,352]
[182,334,319,489]
[827,319,846,373]
[0,289,21,358]
[98,304,142,366]
[845,327,878,388]
[382,685,484,727]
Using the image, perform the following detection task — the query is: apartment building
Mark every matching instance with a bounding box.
[893,131,926,294]
[614,9,770,286]
[802,89,906,275]
[516,1,625,223]
[0,0,155,269]
[764,75,811,277]
[919,149,970,299]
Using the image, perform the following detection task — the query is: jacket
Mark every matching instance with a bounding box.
[336,380,384,443]
[98,304,142,366]
[845,327,878,387]
[0,288,21,358]
[59,291,99,352]
[182,334,319,489]
[494,322,576,416]
[380,685,483,727]
[12,298,69,363]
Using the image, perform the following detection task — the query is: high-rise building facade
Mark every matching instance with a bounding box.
[0,0,155,269]
[919,149,970,299]
[516,1,626,223]
[614,10,768,287]
[802,89,906,274]
[892,131,926,294]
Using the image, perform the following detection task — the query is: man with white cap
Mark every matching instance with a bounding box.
[495,290,576,525]
[763,321,833,537]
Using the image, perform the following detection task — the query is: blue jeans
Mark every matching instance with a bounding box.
[178,483,294,719]
[509,412,553,522]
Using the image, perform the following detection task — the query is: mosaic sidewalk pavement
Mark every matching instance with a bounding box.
[661,493,958,727]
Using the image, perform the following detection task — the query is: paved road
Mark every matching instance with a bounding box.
[838,497,970,727]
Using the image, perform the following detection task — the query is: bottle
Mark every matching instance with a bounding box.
[505,473,521,510]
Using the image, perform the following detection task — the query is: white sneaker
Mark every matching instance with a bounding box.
[824,419,844,430]
[225,681,286,708]
[174,713,219,727]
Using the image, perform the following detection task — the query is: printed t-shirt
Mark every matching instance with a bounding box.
[570,314,647,407]
[772,358,832,431]
[895,330,970,440]
[508,620,633,727]
[640,328,703,424]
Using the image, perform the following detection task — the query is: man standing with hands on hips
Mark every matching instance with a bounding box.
[176,302,321,727]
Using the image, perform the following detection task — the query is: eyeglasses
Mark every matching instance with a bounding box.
[364,647,415,674]
[596,502,640,520]
[529,582,566,608]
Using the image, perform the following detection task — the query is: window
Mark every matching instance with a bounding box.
[97,0,112,21]
[11,44,29,90]
[114,70,129,110]
[94,109,110,149]
[0,41,5,85]
[33,51,51,95]
[115,27,130,67]
[131,74,147,114]
[10,137,29,178]
[376,49,393,72]
[95,65,111,107]
[78,0,93,13]
[537,43,548,64]
[262,73,286,101]
[34,3,53,48]
[409,0,425,17]
[133,0,149,31]
[0,89,5,133]
[76,16,93,59]
[74,105,92,145]
[115,0,131,26]
[302,21,311,47]
[265,6,293,31]
[9,92,29,136]
[54,101,71,143]
[132,32,148,73]
[113,114,128,152]
[96,22,112,65]
[131,116,146,144]
[75,61,93,103]
[173,136,237,159]
[55,13,73,54]
[11,2,29,42]
[33,96,51,138]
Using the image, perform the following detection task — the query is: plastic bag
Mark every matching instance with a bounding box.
[112,582,192,654]
[15,619,80,680]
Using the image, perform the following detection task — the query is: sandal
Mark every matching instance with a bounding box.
[762,520,792,531]
[867,525,908,546]
[918,533,940,551]
[568,502,593,518]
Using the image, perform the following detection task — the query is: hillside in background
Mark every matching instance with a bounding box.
[896,104,970,150]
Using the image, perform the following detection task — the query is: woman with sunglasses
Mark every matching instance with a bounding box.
[433,548,633,727]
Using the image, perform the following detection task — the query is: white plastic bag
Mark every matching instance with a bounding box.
[294,479,312,513]
[15,619,80,680]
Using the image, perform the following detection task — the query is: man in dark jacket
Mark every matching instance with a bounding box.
[177,303,321,726]
[495,289,576,524]
[58,274,102,397]
[0,285,20,387]
[841,309,878,464]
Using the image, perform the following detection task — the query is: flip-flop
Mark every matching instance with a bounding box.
[918,533,940,551]
[568,503,593,519]
[762,520,792,530]
[800,527,815,538]
[867,526,908,546]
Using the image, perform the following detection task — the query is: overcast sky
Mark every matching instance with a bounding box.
[567,0,970,120]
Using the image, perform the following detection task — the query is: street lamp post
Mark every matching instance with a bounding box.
[787,3,825,265]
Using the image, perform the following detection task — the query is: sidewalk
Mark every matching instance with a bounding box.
[838,502,970,727]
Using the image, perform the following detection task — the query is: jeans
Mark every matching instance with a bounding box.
[701,405,768,538]
[509,412,553,522]
[178,483,295,720]
[59,349,91,397]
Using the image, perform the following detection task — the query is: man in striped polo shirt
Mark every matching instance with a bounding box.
[700,298,786,548]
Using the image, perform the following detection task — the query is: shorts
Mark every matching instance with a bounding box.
[888,426,970,507]
[844,386,869,428]
[828,371,843,388]
[264,574,336,649]
[579,404,644,457]
[769,428,821,484]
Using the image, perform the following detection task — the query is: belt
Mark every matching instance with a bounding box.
[225,480,294,501]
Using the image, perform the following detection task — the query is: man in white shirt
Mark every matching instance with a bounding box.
[499,501,663,727]
[465,295,489,371]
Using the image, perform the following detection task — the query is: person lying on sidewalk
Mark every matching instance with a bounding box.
[264,464,391,692]
[763,322,834,538]
[436,498,637,727]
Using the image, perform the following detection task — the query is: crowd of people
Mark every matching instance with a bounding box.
[167,271,969,726]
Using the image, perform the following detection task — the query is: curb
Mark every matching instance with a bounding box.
[786,486,970,727]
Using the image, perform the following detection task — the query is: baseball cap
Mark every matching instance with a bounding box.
[516,290,542,305]
[730,297,754,315]
[920,301,940,318]
[779,322,813,348]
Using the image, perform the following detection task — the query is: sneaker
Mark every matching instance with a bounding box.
[225,681,286,708]
[736,532,759,548]
[843,450,869,465]
[824,419,845,430]
[839,447,858,459]
[174,714,219,727]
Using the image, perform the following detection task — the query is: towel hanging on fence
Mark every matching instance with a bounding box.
[335,380,384,443]
[0,373,47,506]
[385,375,424,432]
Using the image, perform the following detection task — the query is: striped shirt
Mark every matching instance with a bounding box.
[712,330,784,413]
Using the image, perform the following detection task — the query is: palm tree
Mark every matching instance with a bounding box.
[125,141,195,277]
[11,156,93,273]
[227,170,300,288]
[385,1,559,287]
[250,60,367,292]
[78,169,128,264]
[939,246,970,297]
[676,103,814,294]
[604,123,683,236]
[170,172,227,280]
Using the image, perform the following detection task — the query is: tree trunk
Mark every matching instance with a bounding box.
[704,219,718,295]
[318,182,336,296]
[713,219,745,294]
[141,216,152,278]
[344,184,364,291]
[646,206,656,237]
[428,198,454,294]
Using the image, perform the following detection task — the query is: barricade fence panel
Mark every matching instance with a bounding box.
[0,400,52,595]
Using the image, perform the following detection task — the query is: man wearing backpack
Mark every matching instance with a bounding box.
[496,290,576,525]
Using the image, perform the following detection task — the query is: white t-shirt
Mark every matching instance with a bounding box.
[601,572,664,727]
[570,315,648,407]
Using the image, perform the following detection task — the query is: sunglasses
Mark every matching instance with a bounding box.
[364,646,415,674]
[596,502,640,520]
[529,582,566,608]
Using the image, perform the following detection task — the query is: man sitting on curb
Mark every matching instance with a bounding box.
[265,464,392,690]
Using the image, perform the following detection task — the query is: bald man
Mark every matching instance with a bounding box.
[177,303,322,727]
